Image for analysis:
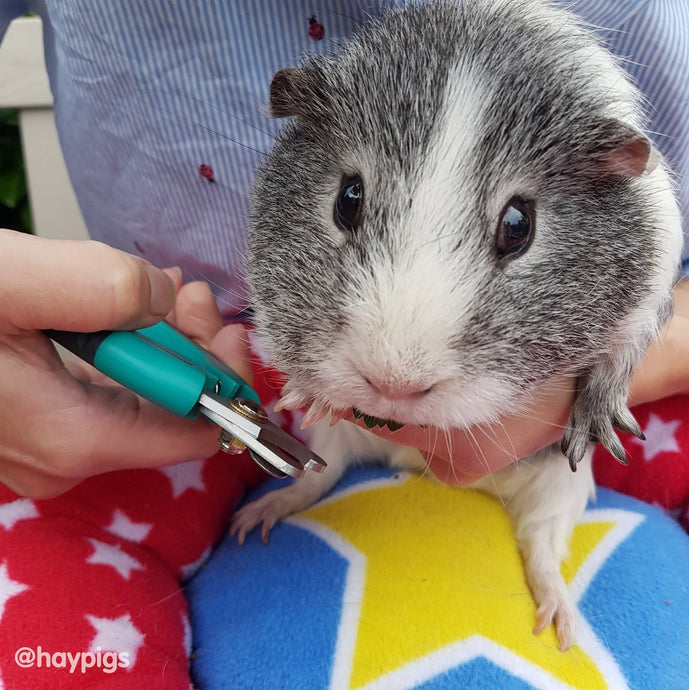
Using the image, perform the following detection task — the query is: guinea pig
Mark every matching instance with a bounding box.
[231,0,683,652]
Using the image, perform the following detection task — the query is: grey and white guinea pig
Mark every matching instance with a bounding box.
[247,0,683,467]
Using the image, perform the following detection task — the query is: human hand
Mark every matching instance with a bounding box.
[348,280,689,486]
[0,229,251,498]
[628,279,689,404]
[346,378,575,486]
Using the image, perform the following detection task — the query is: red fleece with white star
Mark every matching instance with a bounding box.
[0,454,270,689]
[0,353,293,689]
[593,395,689,530]
[0,352,687,687]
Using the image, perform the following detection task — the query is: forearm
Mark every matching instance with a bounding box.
[629,279,689,405]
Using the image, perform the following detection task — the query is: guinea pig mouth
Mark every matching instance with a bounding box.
[352,408,405,432]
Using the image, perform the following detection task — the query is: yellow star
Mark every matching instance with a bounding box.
[289,472,640,690]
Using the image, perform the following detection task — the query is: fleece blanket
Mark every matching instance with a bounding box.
[188,396,689,690]
[1,350,687,689]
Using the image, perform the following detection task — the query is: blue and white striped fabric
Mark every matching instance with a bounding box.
[1,1,688,313]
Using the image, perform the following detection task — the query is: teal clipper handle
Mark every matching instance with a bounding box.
[46,321,259,418]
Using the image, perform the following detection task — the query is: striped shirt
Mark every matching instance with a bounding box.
[2,1,687,314]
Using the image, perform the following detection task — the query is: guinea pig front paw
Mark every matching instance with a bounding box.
[229,490,298,546]
[229,481,327,546]
[561,385,644,471]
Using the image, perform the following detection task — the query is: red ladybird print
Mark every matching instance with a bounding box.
[308,15,325,41]
[199,164,216,183]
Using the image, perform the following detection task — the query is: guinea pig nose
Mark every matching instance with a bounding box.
[364,375,433,401]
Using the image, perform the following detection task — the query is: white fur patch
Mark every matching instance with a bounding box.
[312,66,518,428]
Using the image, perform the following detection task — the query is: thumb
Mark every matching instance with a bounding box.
[0,229,175,333]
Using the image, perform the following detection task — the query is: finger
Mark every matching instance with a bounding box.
[0,404,221,499]
[0,229,175,333]
[64,358,127,390]
[0,332,219,479]
[171,280,252,382]
[628,279,689,404]
[0,462,82,500]
[163,266,184,292]
[630,312,689,404]
[29,382,222,478]
[64,358,101,382]
[672,278,689,318]
[208,324,253,384]
[422,451,489,486]
[172,281,223,349]
[161,267,183,329]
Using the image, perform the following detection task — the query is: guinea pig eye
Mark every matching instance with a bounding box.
[495,197,535,259]
[334,175,363,232]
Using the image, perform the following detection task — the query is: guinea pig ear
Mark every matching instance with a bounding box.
[269,67,312,118]
[590,122,660,178]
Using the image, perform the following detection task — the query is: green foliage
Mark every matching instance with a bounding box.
[0,109,32,233]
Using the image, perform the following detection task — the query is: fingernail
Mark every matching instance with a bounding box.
[145,264,176,316]
[167,266,183,281]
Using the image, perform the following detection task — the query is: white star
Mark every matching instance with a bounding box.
[631,414,682,462]
[0,562,29,623]
[0,499,39,530]
[86,539,145,580]
[105,510,153,543]
[86,613,145,669]
[159,460,206,499]
[179,545,212,581]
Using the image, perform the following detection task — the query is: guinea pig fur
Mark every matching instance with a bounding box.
[235,0,683,652]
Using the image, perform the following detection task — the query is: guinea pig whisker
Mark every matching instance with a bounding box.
[439,427,459,486]
[183,269,223,289]
[429,425,441,469]
[467,426,504,502]
[512,410,570,433]
[476,422,519,472]
[415,427,436,483]
[135,84,278,140]
[435,427,459,485]
[168,112,270,156]
[331,9,364,26]
[420,426,442,482]
[185,270,251,308]
[642,127,670,142]
[491,419,519,461]
[417,232,462,251]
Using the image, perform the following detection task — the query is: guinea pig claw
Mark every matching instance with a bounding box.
[329,408,346,426]
[300,400,330,429]
[593,420,630,466]
[607,438,630,466]
[274,387,311,412]
[560,432,586,472]
[592,411,633,465]
[613,411,645,440]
